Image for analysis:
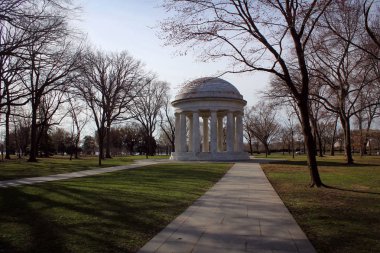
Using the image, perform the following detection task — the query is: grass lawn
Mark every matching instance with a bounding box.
[261,155,380,253]
[254,152,311,160]
[0,162,231,253]
[0,155,169,181]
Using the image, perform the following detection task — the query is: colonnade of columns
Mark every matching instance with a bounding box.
[174,110,243,153]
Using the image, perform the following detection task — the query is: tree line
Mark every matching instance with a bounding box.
[2,0,380,188]
[0,0,174,165]
[243,98,380,159]
[160,0,380,187]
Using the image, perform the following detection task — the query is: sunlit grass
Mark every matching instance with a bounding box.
[261,155,380,253]
[0,155,170,181]
[0,162,231,253]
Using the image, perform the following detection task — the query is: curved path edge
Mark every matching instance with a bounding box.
[0,160,159,188]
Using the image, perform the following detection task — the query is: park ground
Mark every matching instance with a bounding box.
[0,155,169,181]
[0,154,379,253]
[259,154,380,253]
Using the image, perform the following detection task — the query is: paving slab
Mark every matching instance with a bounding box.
[138,162,316,253]
[0,159,159,188]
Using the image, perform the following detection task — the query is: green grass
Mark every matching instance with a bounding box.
[254,152,312,160]
[0,162,231,253]
[0,155,169,181]
[261,155,380,253]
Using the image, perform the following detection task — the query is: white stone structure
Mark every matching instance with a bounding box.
[170,77,249,161]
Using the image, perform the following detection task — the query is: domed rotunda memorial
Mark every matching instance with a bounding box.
[170,77,250,161]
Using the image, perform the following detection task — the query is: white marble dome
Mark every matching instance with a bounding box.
[175,77,243,100]
[170,77,249,161]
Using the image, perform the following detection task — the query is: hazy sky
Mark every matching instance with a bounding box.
[75,0,270,106]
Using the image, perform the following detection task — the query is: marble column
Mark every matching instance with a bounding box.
[174,113,180,152]
[210,111,217,153]
[235,113,243,152]
[188,115,193,152]
[217,116,224,152]
[232,114,235,149]
[180,112,187,152]
[226,111,234,152]
[202,116,209,152]
[192,111,200,152]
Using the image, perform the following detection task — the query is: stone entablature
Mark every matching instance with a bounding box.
[170,77,249,161]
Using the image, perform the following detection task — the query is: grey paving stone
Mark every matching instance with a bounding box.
[192,232,248,253]
[247,235,298,252]
[138,162,316,253]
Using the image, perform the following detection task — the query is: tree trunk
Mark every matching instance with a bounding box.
[291,131,295,159]
[310,114,323,157]
[340,116,354,164]
[5,102,11,159]
[98,131,104,166]
[298,99,323,187]
[263,142,270,157]
[146,134,150,158]
[14,126,21,158]
[312,120,323,157]
[255,141,260,154]
[330,116,338,156]
[358,116,365,157]
[248,136,253,155]
[28,106,38,162]
[317,132,323,157]
[74,138,79,159]
[105,123,112,159]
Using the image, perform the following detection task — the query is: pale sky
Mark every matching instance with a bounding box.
[75,0,270,106]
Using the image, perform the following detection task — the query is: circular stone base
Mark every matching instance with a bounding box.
[170,151,250,161]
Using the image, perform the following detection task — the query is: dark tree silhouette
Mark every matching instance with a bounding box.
[160,0,333,186]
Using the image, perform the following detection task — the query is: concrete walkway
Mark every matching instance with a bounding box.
[139,162,316,253]
[0,160,159,188]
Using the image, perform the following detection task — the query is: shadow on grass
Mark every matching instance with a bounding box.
[0,163,230,253]
[297,194,380,253]
[322,184,380,196]
[0,182,187,253]
[268,160,380,168]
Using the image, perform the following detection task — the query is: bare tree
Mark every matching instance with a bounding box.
[322,0,380,60]
[310,0,378,164]
[159,94,175,152]
[66,94,88,159]
[131,79,169,157]
[243,106,254,155]
[0,23,33,159]
[22,39,80,162]
[286,112,298,158]
[75,49,145,165]
[0,0,77,57]
[103,51,145,158]
[160,0,333,186]
[353,81,380,156]
[75,50,108,165]
[37,89,69,157]
[122,122,143,155]
[363,0,380,51]
[0,54,27,159]
[0,0,80,160]
[309,97,325,157]
[246,102,280,157]
[11,109,31,157]
[0,0,82,162]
